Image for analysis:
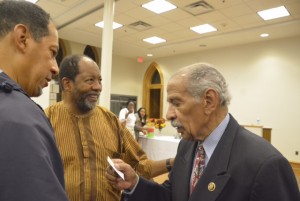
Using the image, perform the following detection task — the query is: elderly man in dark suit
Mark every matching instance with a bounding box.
[106,63,300,201]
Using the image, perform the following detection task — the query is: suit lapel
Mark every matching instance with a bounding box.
[172,140,198,201]
[189,115,240,201]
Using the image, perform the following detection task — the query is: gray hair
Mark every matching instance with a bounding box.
[171,63,231,106]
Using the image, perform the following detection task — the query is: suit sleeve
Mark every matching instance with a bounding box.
[121,177,172,201]
[250,155,300,201]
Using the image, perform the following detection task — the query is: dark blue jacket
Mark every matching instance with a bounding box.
[0,72,68,201]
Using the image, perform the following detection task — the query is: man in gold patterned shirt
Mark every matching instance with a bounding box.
[45,54,172,201]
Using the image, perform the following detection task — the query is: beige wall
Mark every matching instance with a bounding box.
[111,55,144,105]
[33,35,300,162]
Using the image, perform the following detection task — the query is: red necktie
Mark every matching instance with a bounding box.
[190,143,205,194]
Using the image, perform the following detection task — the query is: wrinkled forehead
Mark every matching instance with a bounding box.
[167,75,190,99]
[168,73,188,88]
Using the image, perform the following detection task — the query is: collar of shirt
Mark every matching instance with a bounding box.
[0,69,2,73]
[202,113,230,166]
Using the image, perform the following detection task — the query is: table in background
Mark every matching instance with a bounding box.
[138,135,180,160]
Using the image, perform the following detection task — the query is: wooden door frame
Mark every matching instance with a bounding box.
[142,62,164,118]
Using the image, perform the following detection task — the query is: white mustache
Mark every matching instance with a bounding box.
[171,120,182,128]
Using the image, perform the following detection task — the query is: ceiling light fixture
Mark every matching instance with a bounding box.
[25,0,39,3]
[142,0,177,14]
[190,24,217,34]
[95,21,123,30]
[147,54,153,57]
[143,36,166,44]
[260,33,269,38]
[257,6,290,21]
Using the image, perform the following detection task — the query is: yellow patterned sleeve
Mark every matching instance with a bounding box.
[121,126,153,179]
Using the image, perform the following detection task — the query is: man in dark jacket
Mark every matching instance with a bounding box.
[106,63,300,201]
[0,1,69,200]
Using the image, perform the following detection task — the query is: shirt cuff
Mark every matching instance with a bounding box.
[122,175,140,195]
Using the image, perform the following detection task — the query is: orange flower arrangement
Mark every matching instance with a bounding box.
[147,118,166,131]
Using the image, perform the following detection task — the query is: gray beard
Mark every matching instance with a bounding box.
[76,97,96,113]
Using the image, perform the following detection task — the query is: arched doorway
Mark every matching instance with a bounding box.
[143,62,164,118]
[83,45,99,64]
[54,39,66,102]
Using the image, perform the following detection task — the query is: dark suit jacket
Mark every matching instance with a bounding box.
[122,115,300,201]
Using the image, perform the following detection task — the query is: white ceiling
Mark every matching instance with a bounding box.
[36,0,300,61]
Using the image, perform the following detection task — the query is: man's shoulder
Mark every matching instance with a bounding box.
[233,126,283,162]
[46,101,63,109]
[0,91,45,120]
[44,101,64,117]
[95,105,118,118]
[0,93,53,137]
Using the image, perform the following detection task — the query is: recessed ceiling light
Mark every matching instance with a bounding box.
[143,36,166,44]
[95,21,123,30]
[142,0,177,14]
[257,6,290,21]
[190,24,217,34]
[260,33,269,38]
[147,54,153,57]
[25,0,39,3]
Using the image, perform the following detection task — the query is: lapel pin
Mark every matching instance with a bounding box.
[208,182,216,191]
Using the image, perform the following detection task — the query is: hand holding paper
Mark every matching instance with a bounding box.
[105,157,139,191]
[107,156,125,180]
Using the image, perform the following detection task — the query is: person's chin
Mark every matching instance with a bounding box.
[176,127,184,134]
[89,100,98,106]
[179,130,193,140]
[85,100,97,109]
[30,87,43,97]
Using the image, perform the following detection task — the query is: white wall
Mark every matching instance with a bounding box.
[31,84,50,109]
[34,35,300,162]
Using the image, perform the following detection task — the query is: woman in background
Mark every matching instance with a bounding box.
[134,107,148,141]
[119,100,136,138]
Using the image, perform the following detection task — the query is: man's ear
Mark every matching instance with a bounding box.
[203,89,218,115]
[13,24,30,53]
[61,77,72,91]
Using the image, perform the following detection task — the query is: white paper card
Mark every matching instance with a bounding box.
[107,156,125,180]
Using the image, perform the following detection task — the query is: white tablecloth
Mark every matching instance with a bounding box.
[138,135,180,160]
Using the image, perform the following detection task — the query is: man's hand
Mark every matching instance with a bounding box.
[141,129,147,135]
[140,127,149,135]
[105,159,139,191]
